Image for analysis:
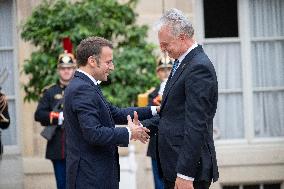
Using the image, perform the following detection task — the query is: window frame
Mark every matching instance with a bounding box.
[0,0,21,154]
[195,0,284,144]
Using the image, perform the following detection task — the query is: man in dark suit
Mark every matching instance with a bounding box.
[64,36,157,189]
[143,8,219,189]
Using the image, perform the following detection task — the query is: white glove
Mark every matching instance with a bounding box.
[58,111,64,125]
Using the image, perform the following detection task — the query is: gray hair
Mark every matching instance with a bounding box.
[156,8,194,38]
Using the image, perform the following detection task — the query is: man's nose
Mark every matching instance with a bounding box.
[160,44,164,51]
[109,63,114,70]
[160,44,166,52]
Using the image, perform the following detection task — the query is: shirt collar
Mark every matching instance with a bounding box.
[177,42,198,63]
[77,69,98,85]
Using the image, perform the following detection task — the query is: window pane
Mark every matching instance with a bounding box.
[250,0,284,37]
[264,184,281,189]
[0,0,13,47]
[244,185,259,189]
[203,0,238,38]
[204,43,244,140]
[223,185,239,189]
[252,41,284,88]
[2,100,17,145]
[214,94,244,139]
[204,43,242,89]
[254,91,284,137]
[0,51,15,95]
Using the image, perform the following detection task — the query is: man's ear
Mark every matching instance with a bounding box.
[88,56,97,68]
[178,33,187,41]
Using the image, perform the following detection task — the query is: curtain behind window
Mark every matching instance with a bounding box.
[204,43,244,139]
[0,0,17,145]
[250,0,284,137]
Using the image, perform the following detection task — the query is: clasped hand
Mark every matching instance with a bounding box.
[175,177,194,189]
[127,111,150,144]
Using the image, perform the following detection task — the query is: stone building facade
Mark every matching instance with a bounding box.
[0,0,283,189]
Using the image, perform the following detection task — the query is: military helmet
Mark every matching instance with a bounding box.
[57,51,76,68]
[156,54,173,71]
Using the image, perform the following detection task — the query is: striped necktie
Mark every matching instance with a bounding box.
[171,59,179,77]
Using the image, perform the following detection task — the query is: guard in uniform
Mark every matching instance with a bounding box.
[35,52,76,189]
[0,87,10,130]
[0,87,10,158]
[147,55,172,189]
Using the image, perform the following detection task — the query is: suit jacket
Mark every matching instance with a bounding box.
[144,45,219,182]
[0,92,10,130]
[0,103,10,130]
[64,71,153,189]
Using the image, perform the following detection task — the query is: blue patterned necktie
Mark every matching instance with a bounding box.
[171,59,179,77]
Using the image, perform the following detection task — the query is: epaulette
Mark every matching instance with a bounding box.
[41,83,56,94]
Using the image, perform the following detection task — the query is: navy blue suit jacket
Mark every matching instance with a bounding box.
[143,45,219,182]
[64,71,152,189]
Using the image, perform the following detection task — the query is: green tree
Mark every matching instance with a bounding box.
[21,0,158,106]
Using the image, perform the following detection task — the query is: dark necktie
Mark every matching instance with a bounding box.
[171,59,179,77]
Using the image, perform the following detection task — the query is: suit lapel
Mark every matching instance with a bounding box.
[74,71,106,102]
[160,62,188,111]
[74,71,113,118]
[160,45,203,112]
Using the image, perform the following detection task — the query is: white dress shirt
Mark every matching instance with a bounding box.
[175,42,198,71]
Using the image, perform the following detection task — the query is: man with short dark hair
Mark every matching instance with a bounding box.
[64,36,157,189]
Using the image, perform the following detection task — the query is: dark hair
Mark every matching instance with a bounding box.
[76,36,113,67]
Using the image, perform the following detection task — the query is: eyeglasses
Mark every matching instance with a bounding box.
[90,55,114,66]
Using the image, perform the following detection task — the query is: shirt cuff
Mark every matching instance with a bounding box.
[151,106,158,116]
[177,173,194,181]
[126,127,131,141]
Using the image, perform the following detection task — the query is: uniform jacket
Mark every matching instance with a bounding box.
[0,92,10,157]
[143,45,219,182]
[34,83,66,160]
[0,93,10,130]
[64,71,153,189]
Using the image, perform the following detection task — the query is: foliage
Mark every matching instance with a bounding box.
[21,0,159,106]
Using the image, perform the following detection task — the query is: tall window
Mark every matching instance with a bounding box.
[198,0,284,141]
[0,0,17,146]
[250,0,284,138]
[203,0,244,140]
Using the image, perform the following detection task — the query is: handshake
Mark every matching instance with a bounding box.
[127,111,150,144]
